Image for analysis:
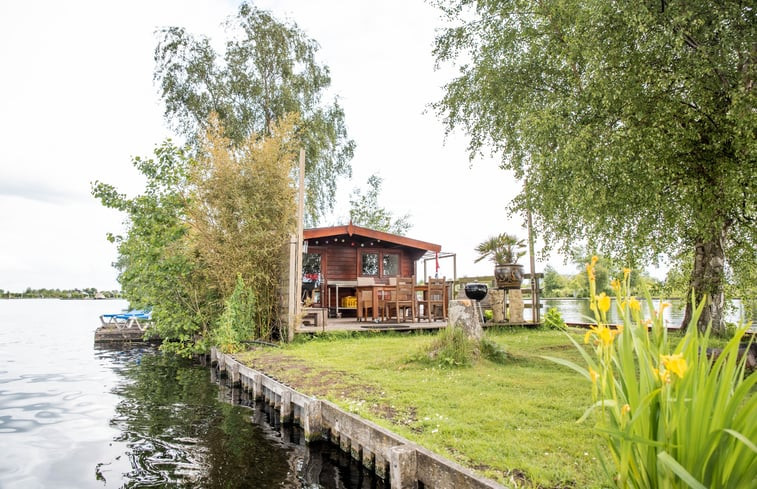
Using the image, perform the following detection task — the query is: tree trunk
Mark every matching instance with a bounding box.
[681,235,726,335]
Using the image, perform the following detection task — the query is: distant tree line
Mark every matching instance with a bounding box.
[541,265,664,299]
[0,288,122,299]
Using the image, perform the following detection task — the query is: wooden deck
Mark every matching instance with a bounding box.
[94,324,160,344]
[295,316,540,334]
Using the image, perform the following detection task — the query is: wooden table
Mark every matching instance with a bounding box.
[356,284,396,321]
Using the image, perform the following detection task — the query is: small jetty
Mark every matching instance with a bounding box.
[94,309,159,344]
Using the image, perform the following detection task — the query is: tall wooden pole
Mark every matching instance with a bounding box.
[290,148,306,342]
[526,179,540,324]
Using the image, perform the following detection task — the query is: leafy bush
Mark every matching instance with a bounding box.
[543,307,567,330]
[214,275,257,353]
[420,325,475,367]
[413,327,509,368]
[545,258,757,488]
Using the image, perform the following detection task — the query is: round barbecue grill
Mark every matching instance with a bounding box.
[464,283,488,301]
[464,283,488,323]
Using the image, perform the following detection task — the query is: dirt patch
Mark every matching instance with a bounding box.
[241,351,420,434]
[243,352,383,401]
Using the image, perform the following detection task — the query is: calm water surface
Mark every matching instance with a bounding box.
[0,299,382,489]
[531,298,750,326]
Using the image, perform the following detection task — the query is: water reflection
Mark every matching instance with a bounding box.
[0,300,383,489]
[105,346,384,488]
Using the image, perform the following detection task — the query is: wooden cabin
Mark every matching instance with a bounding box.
[302,223,442,319]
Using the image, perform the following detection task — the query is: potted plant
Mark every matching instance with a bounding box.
[474,233,527,289]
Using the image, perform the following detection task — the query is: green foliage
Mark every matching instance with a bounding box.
[94,117,299,355]
[433,0,756,333]
[418,325,475,367]
[214,275,259,353]
[542,265,568,298]
[348,174,412,235]
[545,262,757,487]
[189,115,298,340]
[413,327,509,367]
[92,141,220,357]
[474,232,526,265]
[154,2,354,223]
[543,307,567,331]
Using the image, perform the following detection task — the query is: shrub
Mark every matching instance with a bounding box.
[421,325,475,367]
[543,306,567,330]
[545,258,757,488]
[214,275,257,353]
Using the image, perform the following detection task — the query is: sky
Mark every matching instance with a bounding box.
[0,0,573,292]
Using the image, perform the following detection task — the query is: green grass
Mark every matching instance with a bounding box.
[237,328,611,488]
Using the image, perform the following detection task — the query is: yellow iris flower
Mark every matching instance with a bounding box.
[661,353,688,379]
[585,324,619,346]
[597,293,611,313]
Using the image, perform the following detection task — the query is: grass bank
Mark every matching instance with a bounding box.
[236,327,612,488]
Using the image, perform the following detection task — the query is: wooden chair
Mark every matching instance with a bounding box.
[356,277,375,322]
[357,289,374,321]
[383,276,416,322]
[419,277,446,322]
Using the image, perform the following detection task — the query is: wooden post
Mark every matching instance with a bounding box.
[291,148,306,342]
[526,180,540,324]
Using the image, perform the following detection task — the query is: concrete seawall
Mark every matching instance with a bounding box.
[211,348,506,489]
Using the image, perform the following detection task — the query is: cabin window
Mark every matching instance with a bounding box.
[382,253,399,276]
[361,252,379,276]
[303,253,321,278]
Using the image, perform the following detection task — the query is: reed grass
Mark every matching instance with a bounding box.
[544,260,757,488]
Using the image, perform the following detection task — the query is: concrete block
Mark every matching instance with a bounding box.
[351,439,362,461]
[375,453,389,480]
[447,299,483,341]
[362,448,375,471]
[303,400,324,442]
[280,390,292,424]
[340,434,351,453]
[489,290,505,322]
[229,361,240,386]
[389,445,417,489]
[253,373,262,401]
[509,289,524,322]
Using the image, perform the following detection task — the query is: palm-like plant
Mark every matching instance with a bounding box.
[474,233,526,265]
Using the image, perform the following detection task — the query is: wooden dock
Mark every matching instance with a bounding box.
[94,324,160,344]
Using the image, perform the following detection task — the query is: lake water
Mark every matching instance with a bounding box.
[528,298,751,328]
[0,299,383,489]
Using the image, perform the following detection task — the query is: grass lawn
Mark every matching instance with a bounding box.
[236,327,612,488]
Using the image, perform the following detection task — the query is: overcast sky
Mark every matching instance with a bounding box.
[0,0,571,292]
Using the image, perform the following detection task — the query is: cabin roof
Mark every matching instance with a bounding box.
[304,223,441,254]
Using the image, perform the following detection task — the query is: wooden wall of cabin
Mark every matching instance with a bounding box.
[305,245,420,281]
[303,244,422,311]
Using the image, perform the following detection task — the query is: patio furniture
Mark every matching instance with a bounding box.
[419,277,447,322]
[383,276,416,323]
[100,309,151,330]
